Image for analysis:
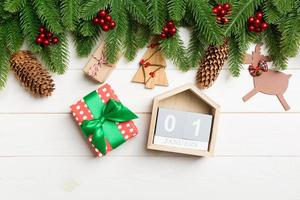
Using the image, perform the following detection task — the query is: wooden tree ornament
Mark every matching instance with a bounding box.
[83,42,116,83]
[132,38,168,89]
[243,44,292,111]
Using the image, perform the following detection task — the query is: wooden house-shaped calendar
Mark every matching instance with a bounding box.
[147,84,220,156]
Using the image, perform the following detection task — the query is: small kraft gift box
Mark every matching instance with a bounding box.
[83,42,117,83]
[70,84,138,157]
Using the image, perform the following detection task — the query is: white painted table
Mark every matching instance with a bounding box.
[1,33,300,199]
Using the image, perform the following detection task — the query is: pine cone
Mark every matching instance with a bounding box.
[196,41,229,89]
[10,50,55,97]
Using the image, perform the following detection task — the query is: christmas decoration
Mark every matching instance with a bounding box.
[147,84,220,156]
[247,11,269,33]
[35,26,59,47]
[243,44,291,111]
[160,20,177,39]
[10,51,55,97]
[196,41,228,89]
[212,3,231,24]
[70,84,138,157]
[248,60,268,77]
[92,9,116,32]
[132,38,168,89]
[83,42,117,83]
[1,0,300,90]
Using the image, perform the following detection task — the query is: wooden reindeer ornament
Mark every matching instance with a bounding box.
[132,38,168,89]
[243,44,292,111]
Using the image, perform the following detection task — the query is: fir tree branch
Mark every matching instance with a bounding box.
[228,36,244,77]
[80,0,109,20]
[60,0,79,31]
[42,33,69,74]
[4,19,24,53]
[160,34,190,71]
[73,33,100,57]
[104,0,128,63]
[188,28,208,68]
[263,0,281,24]
[187,0,223,45]
[123,17,139,61]
[146,0,167,34]
[32,0,64,33]
[19,0,42,52]
[271,0,294,14]
[167,0,187,21]
[135,25,151,49]
[4,0,25,13]
[263,25,288,70]
[0,27,10,89]
[225,0,263,36]
[125,0,148,25]
[279,12,300,57]
[78,20,99,37]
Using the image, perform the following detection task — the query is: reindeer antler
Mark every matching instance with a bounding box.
[244,43,271,66]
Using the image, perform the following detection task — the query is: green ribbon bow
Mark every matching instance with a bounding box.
[80,91,138,155]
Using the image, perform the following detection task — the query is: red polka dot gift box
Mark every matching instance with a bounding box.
[70,84,138,157]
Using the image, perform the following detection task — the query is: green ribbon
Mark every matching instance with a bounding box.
[80,91,138,155]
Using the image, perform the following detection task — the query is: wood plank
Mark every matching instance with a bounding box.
[0,69,299,113]
[0,156,299,200]
[0,113,299,156]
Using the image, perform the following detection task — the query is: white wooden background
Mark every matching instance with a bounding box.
[1,29,300,199]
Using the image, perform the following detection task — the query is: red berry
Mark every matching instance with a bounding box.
[254,18,261,27]
[109,20,116,29]
[216,4,222,11]
[248,25,255,32]
[160,33,167,39]
[149,72,155,77]
[98,10,107,18]
[219,9,226,17]
[35,37,43,44]
[92,17,100,24]
[39,33,46,39]
[256,12,264,20]
[43,39,50,46]
[162,26,169,33]
[261,22,268,30]
[52,37,59,44]
[248,16,255,24]
[139,59,145,65]
[38,27,46,33]
[223,3,231,11]
[102,25,109,31]
[212,7,219,14]
[167,21,174,28]
[105,15,112,22]
[99,19,105,25]
[222,17,229,24]
[145,62,151,68]
[169,27,177,35]
[255,27,262,33]
[46,32,53,39]
[216,16,222,22]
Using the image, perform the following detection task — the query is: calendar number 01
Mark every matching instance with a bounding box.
[164,115,201,136]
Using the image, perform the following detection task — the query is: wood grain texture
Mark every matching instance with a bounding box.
[0,31,299,199]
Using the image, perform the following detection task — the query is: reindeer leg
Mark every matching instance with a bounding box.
[276,94,291,111]
[243,89,258,102]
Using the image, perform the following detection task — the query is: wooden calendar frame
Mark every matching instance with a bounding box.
[147,84,220,156]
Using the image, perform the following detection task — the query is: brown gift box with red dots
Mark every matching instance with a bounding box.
[70,84,138,157]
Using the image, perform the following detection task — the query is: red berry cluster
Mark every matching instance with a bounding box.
[247,11,268,33]
[160,21,177,39]
[92,10,116,32]
[212,3,231,24]
[35,26,59,46]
